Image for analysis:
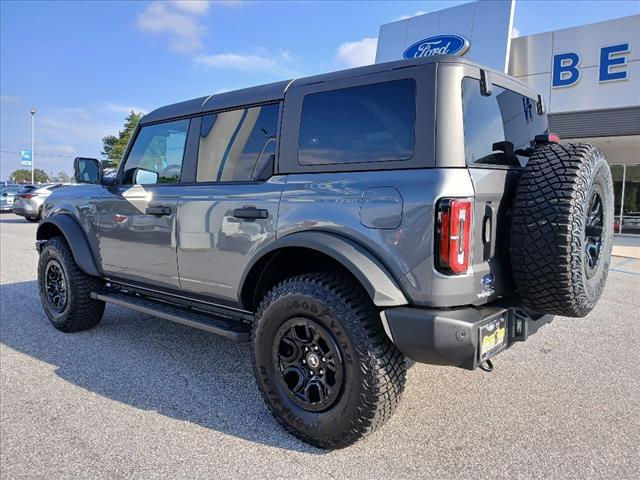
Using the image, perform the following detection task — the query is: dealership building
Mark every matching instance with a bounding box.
[376,1,639,234]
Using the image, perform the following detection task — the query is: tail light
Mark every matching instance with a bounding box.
[18,193,36,199]
[436,198,472,274]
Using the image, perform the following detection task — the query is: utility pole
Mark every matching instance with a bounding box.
[30,108,36,184]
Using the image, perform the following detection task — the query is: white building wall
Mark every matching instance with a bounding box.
[376,0,515,73]
[509,15,640,113]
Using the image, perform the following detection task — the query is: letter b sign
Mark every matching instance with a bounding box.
[552,52,580,87]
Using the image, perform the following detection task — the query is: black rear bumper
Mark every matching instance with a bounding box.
[382,299,553,370]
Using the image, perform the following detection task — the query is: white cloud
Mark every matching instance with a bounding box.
[0,95,19,104]
[41,144,77,155]
[193,49,294,74]
[103,102,148,115]
[511,26,520,38]
[137,1,208,53]
[336,37,378,68]
[170,0,210,15]
[394,10,427,21]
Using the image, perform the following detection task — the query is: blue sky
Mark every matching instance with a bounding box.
[1,0,639,178]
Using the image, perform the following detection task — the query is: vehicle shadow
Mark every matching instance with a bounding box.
[0,280,324,454]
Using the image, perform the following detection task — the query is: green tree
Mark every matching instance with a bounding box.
[53,171,72,183]
[101,111,143,168]
[10,168,49,183]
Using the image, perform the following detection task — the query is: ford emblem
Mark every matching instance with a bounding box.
[403,34,470,59]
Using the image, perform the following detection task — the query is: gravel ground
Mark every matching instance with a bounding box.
[1,213,639,479]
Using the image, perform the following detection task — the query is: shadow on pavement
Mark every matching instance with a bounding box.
[0,280,324,454]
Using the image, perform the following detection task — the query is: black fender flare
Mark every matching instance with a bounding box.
[239,231,408,307]
[36,214,102,277]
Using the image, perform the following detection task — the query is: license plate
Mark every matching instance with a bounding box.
[479,316,507,361]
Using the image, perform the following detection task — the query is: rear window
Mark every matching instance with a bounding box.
[462,77,548,167]
[18,186,37,193]
[298,79,416,166]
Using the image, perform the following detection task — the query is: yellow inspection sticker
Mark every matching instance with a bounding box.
[480,317,507,359]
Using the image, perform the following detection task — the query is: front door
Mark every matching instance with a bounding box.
[98,118,190,289]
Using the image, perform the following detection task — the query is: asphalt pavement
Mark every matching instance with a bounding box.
[1,213,639,479]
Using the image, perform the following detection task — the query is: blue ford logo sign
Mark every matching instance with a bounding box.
[403,34,470,59]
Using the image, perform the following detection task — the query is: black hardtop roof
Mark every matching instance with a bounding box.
[140,56,531,125]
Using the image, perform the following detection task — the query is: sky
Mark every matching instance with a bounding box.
[1,0,639,179]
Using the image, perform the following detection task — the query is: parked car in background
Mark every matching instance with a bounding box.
[13,184,71,222]
[0,185,23,212]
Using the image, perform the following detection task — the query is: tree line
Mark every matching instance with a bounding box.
[8,111,143,183]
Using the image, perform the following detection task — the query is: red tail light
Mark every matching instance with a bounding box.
[436,198,472,274]
[18,193,36,199]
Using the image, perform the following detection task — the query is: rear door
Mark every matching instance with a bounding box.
[461,76,548,301]
[176,103,284,305]
[98,118,191,288]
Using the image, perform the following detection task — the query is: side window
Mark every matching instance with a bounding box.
[298,79,416,166]
[462,77,548,167]
[121,119,189,185]
[196,103,279,182]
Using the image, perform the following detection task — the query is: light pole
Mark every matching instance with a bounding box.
[30,108,36,184]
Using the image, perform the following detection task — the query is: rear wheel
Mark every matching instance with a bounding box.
[26,216,39,223]
[37,236,105,332]
[252,272,406,449]
[510,143,614,317]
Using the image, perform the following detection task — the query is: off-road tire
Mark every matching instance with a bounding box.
[37,236,105,332]
[252,272,406,449]
[510,143,614,317]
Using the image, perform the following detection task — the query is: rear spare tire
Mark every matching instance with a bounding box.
[510,143,613,317]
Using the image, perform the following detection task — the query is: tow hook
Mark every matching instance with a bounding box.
[479,359,494,372]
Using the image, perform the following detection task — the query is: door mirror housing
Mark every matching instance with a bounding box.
[134,168,159,185]
[74,157,103,184]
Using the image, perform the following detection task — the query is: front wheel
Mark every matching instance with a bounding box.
[252,272,406,449]
[37,236,105,332]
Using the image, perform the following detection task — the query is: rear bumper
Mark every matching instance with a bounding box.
[12,205,35,217]
[381,298,553,370]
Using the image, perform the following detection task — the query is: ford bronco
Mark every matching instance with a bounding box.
[36,56,613,449]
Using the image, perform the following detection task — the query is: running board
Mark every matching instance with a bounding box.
[91,290,251,342]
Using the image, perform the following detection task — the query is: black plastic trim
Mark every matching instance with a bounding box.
[92,290,250,341]
[239,231,408,308]
[36,214,102,277]
[384,299,553,370]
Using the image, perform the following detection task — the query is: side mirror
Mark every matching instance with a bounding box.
[74,157,103,184]
[134,168,159,185]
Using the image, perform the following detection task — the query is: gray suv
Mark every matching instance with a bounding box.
[35,56,614,449]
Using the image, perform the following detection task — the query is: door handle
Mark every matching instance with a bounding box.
[232,207,268,220]
[146,206,172,216]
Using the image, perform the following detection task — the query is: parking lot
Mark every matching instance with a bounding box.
[1,212,638,479]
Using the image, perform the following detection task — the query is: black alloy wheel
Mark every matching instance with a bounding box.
[273,317,344,412]
[584,190,604,277]
[45,259,68,312]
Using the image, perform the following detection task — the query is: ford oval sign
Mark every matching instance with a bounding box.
[403,35,470,59]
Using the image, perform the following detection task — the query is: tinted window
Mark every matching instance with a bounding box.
[298,79,416,166]
[462,77,548,167]
[121,119,189,185]
[197,104,279,182]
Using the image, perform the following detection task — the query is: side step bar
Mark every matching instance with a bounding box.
[92,290,251,342]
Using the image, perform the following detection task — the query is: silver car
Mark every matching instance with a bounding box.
[12,184,68,222]
[0,186,22,212]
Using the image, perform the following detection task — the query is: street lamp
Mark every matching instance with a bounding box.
[30,108,36,184]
